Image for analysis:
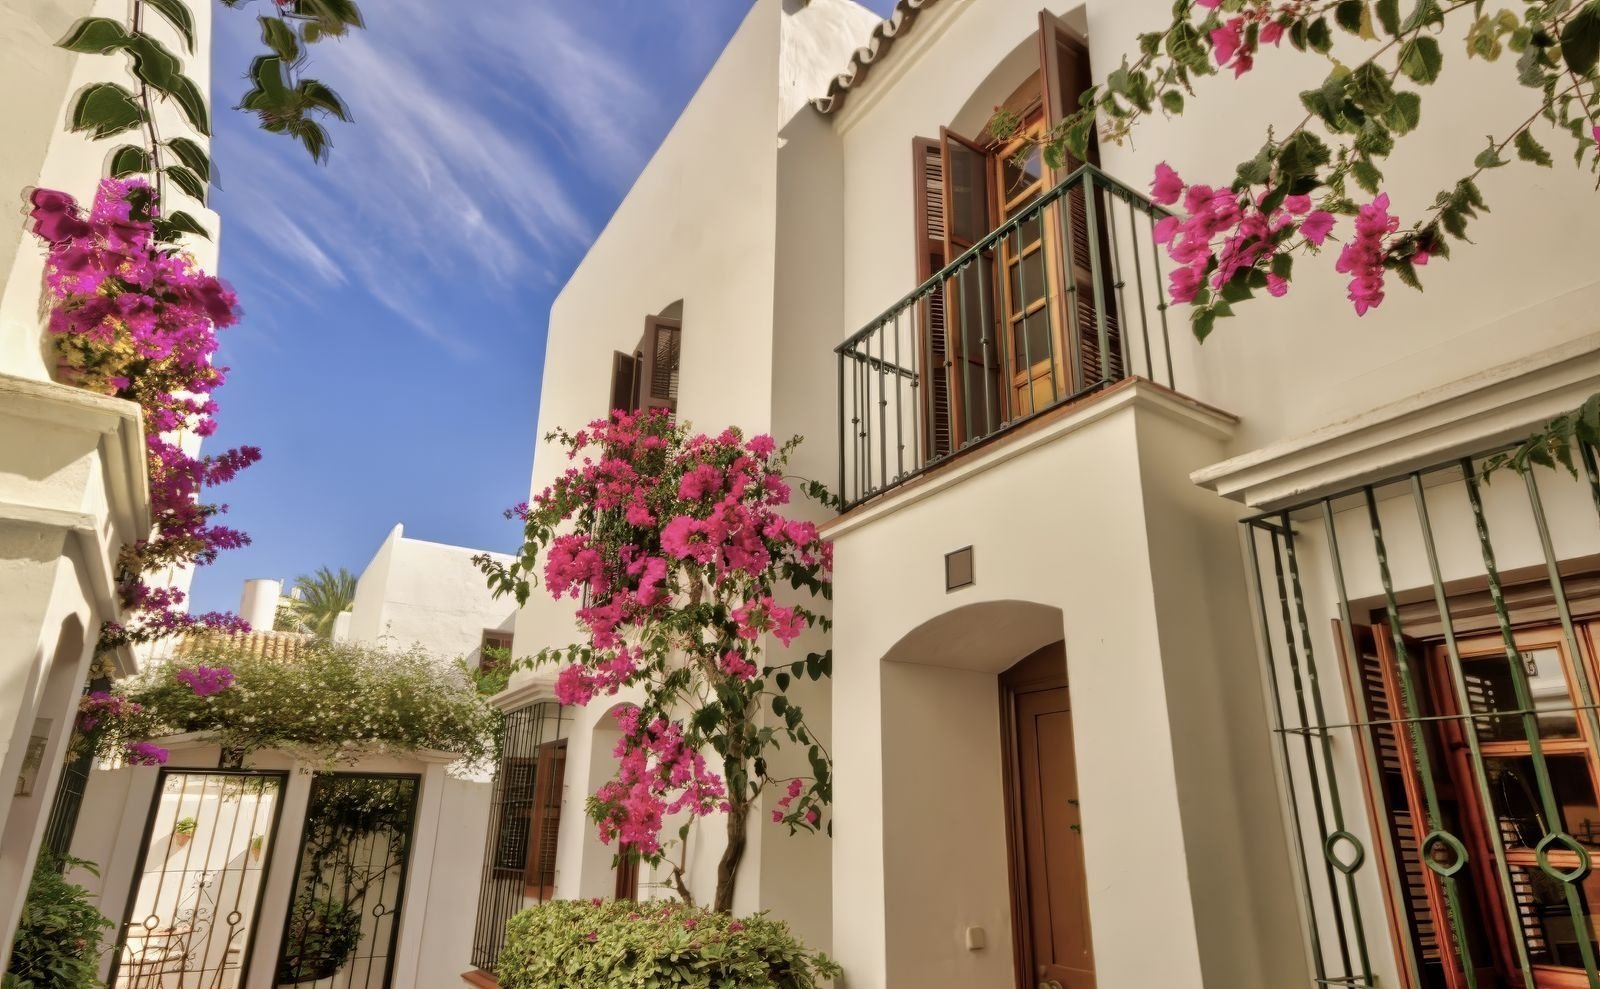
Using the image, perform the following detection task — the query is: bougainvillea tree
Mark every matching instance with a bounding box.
[993,0,1600,458]
[478,411,834,912]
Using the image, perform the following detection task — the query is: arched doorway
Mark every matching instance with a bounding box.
[876,600,1095,989]
[999,642,1094,989]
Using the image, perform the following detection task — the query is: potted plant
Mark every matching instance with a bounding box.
[172,817,196,848]
[276,895,362,984]
[249,834,264,862]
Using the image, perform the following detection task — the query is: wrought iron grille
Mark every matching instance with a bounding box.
[275,772,420,989]
[470,702,570,974]
[40,676,110,864]
[109,770,287,989]
[1245,441,1600,989]
[835,164,1176,510]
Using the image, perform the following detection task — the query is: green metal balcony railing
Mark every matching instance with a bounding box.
[835,164,1177,511]
[1246,439,1600,989]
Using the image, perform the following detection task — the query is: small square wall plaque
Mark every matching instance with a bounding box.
[945,546,975,592]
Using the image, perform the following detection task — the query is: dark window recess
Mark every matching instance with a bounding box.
[607,316,682,419]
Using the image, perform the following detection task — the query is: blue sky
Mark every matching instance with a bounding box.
[189,0,897,614]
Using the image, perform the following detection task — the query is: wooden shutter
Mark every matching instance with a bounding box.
[635,316,682,420]
[1336,624,1456,989]
[913,137,953,459]
[1039,13,1124,388]
[609,351,640,416]
[523,739,567,901]
[939,128,1000,447]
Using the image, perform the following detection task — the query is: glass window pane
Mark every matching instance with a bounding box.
[1011,310,1053,374]
[1486,755,1600,850]
[1462,648,1578,741]
[1508,861,1600,968]
[1003,146,1043,198]
[949,144,989,244]
[1009,249,1047,309]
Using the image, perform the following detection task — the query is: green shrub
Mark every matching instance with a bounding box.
[276,895,363,984]
[109,640,498,769]
[3,856,112,989]
[172,817,196,836]
[498,899,839,989]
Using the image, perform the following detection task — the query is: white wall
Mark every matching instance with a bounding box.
[347,523,515,665]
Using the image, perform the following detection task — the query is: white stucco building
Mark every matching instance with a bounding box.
[344,523,517,666]
[0,0,218,968]
[474,1,1600,988]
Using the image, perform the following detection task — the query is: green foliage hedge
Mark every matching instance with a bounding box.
[113,640,499,768]
[3,857,112,989]
[498,899,839,989]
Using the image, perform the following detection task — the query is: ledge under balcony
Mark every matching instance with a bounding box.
[833,163,1225,518]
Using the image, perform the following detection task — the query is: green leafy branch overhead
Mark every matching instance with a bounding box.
[57,0,364,241]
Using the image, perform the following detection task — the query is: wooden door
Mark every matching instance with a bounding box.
[1003,644,1095,989]
[992,114,1066,418]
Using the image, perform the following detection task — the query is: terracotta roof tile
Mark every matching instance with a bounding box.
[812,0,947,115]
[175,629,315,664]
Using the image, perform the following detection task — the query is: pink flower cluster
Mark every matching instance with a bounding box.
[28,180,256,648]
[175,665,234,697]
[124,741,169,766]
[592,707,729,855]
[1150,162,1336,304]
[1198,0,1301,76]
[771,778,805,822]
[78,691,141,733]
[1333,193,1420,315]
[516,410,833,853]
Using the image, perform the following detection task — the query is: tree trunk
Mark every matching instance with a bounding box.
[713,792,748,913]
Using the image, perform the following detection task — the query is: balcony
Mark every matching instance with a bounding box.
[835,164,1178,511]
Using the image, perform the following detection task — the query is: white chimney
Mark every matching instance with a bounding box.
[240,579,282,632]
[331,611,352,643]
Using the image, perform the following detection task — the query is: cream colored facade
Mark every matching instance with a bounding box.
[0,0,219,968]
[498,1,1600,988]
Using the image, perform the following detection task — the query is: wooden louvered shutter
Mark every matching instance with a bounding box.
[1336,624,1457,989]
[609,351,640,416]
[912,137,953,459]
[635,316,682,420]
[523,738,567,901]
[1039,12,1124,388]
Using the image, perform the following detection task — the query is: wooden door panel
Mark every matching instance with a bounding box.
[1004,643,1094,989]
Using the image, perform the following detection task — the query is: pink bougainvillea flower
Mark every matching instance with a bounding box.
[1150,162,1184,206]
[1300,210,1336,246]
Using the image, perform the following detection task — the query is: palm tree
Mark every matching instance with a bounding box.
[282,566,357,638]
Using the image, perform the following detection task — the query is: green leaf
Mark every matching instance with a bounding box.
[1399,36,1443,83]
[1475,138,1507,167]
[1392,260,1423,290]
[1277,131,1332,192]
[1192,307,1219,341]
[775,672,790,692]
[1236,141,1275,185]
[124,34,183,94]
[1515,127,1553,165]
[163,136,210,182]
[1349,62,1396,114]
[57,16,131,54]
[1562,1,1600,74]
[168,74,210,135]
[1383,91,1422,134]
[1160,89,1184,114]
[1352,157,1384,193]
[108,145,150,178]
[1399,0,1443,33]
[164,164,205,201]
[145,0,195,52]
[245,54,291,108]
[69,82,145,139]
[1335,1,1366,34]
[259,14,301,61]
[153,210,210,241]
[297,79,350,120]
[1308,17,1333,52]
[292,118,331,162]
[1376,0,1401,34]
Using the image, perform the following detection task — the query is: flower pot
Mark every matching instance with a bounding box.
[250,846,261,862]
[173,833,191,848]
